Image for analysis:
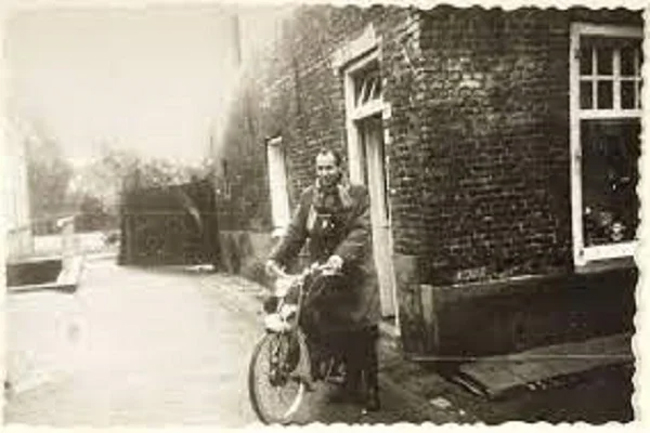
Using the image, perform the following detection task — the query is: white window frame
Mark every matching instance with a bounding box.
[569,23,642,267]
[266,136,291,238]
[343,50,390,184]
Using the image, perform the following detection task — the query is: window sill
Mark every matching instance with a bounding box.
[575,255,636,275]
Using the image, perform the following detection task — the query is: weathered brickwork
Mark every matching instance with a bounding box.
[403,7,642,283]
[404,8,571,283]
[218,5,641,284]
[219,5,417,221]
[262,5,416,202]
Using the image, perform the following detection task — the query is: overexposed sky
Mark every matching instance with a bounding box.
[5,5,242,166]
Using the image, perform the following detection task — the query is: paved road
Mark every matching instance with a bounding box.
[6,257,633,426]
[4,258,451,426]
[6,259,259,426]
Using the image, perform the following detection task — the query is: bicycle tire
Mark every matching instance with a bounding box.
[248,330,311,425]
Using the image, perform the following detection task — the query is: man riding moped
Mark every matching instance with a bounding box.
[265,147,381,412]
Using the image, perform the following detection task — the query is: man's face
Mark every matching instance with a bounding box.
[316,152,341,188]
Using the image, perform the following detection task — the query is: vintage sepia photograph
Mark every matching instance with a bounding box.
[2,0,646,427]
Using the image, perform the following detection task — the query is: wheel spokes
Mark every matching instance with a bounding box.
[251,333,306,423]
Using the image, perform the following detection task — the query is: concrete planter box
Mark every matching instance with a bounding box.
[400,264,636,359]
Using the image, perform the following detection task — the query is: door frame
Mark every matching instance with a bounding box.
[342,49,399,328]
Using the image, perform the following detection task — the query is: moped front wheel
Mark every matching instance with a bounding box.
[248,329,311,425]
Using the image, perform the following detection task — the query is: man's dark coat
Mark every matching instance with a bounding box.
[269,183,381,332]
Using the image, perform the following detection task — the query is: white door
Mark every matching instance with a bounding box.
[358,115,397,319]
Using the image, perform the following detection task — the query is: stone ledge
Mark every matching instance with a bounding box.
[454,332,633,399]
[7,255,85,295]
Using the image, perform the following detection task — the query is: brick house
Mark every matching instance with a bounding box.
[217,5,642,358]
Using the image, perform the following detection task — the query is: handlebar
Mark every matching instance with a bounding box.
[266,261,342,297]
[266,261,289,279]
[267,261,341,279]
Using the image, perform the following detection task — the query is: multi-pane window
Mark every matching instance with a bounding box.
[353,62,382,108]
[571,24,642,264]
[579,37,642,111]
[346,56,384,185]
[348,59,383,122]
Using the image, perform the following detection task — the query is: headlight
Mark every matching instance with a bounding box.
[274,276,294,297]
[264,313,289,332]
[279,304,298,320]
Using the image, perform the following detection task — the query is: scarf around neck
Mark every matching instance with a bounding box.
[306,178,353,232]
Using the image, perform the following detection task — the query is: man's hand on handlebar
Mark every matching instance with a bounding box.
[266,255,343,279]
[265,260,286,278]
[320,255,343,275]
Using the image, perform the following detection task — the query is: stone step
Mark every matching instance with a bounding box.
[455,332,633,399]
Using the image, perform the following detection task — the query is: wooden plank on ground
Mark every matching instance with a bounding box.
[457,333,632,398]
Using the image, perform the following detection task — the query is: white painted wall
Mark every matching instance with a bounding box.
[3,118,34,259]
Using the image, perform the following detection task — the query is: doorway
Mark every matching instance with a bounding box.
[357,115,397,320]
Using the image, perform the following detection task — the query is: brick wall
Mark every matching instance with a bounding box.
[402,7,642,284]
[252,6,415,203]
[218,5,641,283]
[218,5,415,221]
